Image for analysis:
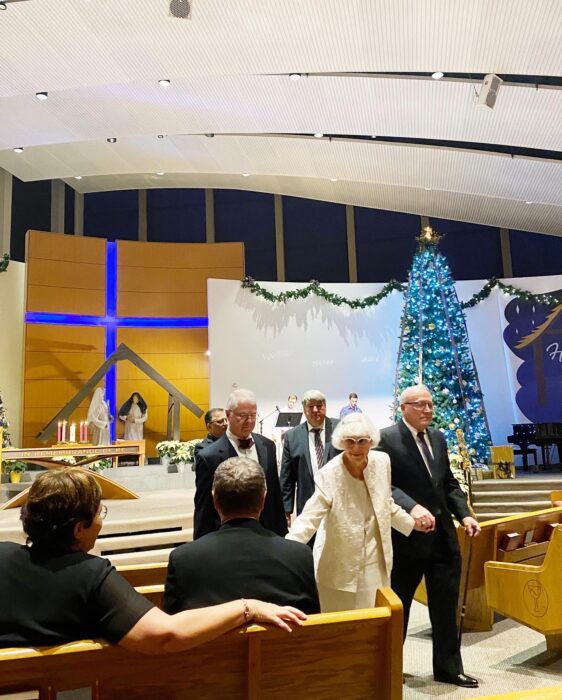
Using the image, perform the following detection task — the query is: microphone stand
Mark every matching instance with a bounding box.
[258,406,280,435]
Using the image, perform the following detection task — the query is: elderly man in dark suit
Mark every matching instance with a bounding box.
[280,389,339,525]
[378,384,481,688]
[165,457,319,614]
[194,389,287,539]
[194,408,227,460]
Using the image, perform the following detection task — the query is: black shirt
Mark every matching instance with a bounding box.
[0,542,153,646]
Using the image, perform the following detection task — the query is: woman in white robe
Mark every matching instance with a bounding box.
[87,387,112,446]
[118,392,148,440]
[287,413,423,612]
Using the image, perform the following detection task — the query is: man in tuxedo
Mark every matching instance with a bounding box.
[165,457,319,614]
[194,389,287,539]
[280,389,339,525]
[194,408,227,460]
[378,384,481,688]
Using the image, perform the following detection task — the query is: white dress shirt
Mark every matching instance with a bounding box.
[226,429,259,464]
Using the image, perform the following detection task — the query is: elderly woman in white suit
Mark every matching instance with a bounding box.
[287,413,424,612]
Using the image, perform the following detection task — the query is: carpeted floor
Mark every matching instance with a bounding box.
[404,601,562,698]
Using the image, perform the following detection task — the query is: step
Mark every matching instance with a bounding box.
[472,490,553,501]
[476,512,524,521]
[472,478,562,492]
[95,528,192,554]
[473,500,552,512]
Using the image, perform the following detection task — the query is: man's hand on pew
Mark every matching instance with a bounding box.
[462,516,481,537]
[247,600,307,632]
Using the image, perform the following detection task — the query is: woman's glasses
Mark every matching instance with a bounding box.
[342,438,372,448]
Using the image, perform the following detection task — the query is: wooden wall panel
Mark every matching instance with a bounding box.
[118,291,208,317]
[117,240,244,269]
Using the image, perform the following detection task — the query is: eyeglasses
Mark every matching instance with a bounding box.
[98,504,108,520]
[211,418,228,425]
[232,413,257,421]
[342,438,372,447]
[403,401,434,411]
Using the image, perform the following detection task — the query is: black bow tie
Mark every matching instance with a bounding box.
[238,438,254,450]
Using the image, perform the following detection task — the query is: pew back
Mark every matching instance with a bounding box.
[116,562,167,588]
[0,588,403,700]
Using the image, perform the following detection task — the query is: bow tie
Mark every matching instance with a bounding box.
[238,437,254,450]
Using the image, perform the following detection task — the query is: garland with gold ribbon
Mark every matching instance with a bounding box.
[0,254,9,273]
[241,276,562,310]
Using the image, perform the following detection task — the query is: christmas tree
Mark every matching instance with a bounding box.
[0,389,12,448]
[393,227,491,464]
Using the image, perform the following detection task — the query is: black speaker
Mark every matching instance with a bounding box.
[170,0,191,19]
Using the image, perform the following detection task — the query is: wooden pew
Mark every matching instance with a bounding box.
[117,562,168,588]
[485,525,562,651]
[456,506,562,632]
[0,588,404,700]
[550,491,562,506]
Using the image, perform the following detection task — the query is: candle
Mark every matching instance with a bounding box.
[69,422,76,443]
[81,421,88,443]
[61,420,67,443]
[57,421,62,443]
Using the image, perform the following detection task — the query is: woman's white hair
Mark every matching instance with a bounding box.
[331,413,380,450]
[226,388,257,411]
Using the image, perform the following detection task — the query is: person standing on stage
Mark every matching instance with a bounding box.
[194,408,228,460]
[193,389,287,539]
[118,392,147,441]
[284,394,299,412]
[378,384,481,688]
[87,387,112,446]
[339,392,362,419]
[280,390,339,526]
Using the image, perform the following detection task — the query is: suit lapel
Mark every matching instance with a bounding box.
[253,434,267,471]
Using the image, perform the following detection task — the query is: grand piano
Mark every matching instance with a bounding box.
[508,422,562,469]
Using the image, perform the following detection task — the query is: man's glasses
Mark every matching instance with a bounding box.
[211,418,228,425]
[403,401,434,411]
[342,437,372,447]
[232,413,257,421]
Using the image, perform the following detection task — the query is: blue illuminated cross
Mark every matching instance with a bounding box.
[26,241,208,441]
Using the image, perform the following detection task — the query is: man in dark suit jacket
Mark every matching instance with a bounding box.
[378,385,481,688]
[280,389,339,523]
[194,389,287,539]
[193,408,227,461]
[165,456,319,614]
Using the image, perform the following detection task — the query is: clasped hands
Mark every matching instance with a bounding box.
[410,505,481,537]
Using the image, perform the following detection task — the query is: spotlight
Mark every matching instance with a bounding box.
[35,91,48,100]
[107,137,117,143]
[13,147,23,153]
[289,73,302,81]
[314,133,323,138]
[431,71,444,80]
[158,79,171,88]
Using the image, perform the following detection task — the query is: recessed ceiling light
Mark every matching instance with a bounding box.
[289,73,302,81]
[158,79,171,88]
[0,3,7,10]
[157,134,165,139]
[74,176,83,180]
[431,71,444,80]
[314,133,323,138]
[330,178,338,182]
[205,133,215,138]
[242,173,250,177]
[107,137,117,143]
[156,172,165,176]
[525,200,533,204]
[35,91,48,101]
[13,147,24,153]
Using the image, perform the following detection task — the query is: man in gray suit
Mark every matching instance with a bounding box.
[280,389,339,526]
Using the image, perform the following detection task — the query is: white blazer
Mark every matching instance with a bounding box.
[287,451,414,592]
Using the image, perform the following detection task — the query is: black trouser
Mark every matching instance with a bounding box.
[391,531,463,678]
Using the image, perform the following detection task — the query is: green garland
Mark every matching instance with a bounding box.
[241,276,562,310]
[241,276,404,309]
[0,254,9,273]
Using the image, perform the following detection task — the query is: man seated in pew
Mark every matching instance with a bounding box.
[164,457,320,614]
[0,468,306,653]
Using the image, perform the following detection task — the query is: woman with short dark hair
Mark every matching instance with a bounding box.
[0,468,305,652]
[118,392,148,441]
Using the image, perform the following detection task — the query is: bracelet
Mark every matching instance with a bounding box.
[241,599,252,623]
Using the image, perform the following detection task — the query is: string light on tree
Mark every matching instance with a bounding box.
[393,226,492,463]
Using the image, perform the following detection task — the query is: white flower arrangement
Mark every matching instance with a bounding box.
[448,452,468,493]
[52,456,78,465]
[156,439,203,464]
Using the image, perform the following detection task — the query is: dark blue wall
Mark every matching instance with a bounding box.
[64,184,75,234]
[147,188,206,243]
[510,230,562,278]
[10,177,51,262]
[283,196,348,282]
[84,190,139,240]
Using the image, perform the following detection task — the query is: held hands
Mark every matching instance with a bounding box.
[462,516,481,537]
[245,600,307,632]
[410,504,436,533]
[285,512,293,528]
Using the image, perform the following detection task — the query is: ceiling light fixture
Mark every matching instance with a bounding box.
[431,71,444,80]
[289,73,302,81]
[158,79,171,88]
[525,200,533,205]
[74,176,83,180]
[0,3,7,10]
[157,134,165,139]
[242,173,250,177]
[156,172,165,176]
[35,91,48,100]
[204,133,215,138]
[13,147,24,153]
[330,178,338,182]
[314,133,323,138]
[107,137,117,143]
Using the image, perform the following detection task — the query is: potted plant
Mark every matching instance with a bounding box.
[3,460,26,484]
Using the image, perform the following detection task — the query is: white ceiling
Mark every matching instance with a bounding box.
[0,0,560,235]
